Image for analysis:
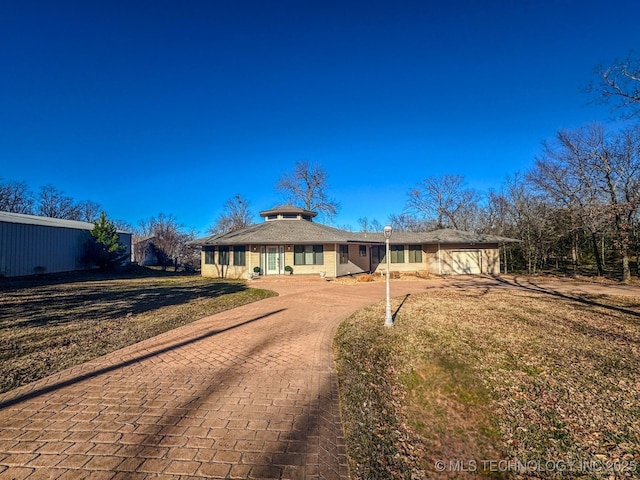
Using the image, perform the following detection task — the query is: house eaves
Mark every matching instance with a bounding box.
[189,224,520,247]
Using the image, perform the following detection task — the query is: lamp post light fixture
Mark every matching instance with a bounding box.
[383,225,393,327]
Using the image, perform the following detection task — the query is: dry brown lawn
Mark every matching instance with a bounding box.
[335,288,640,479]
[0,270,276,394]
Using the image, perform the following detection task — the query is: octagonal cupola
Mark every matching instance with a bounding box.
[259,205,318,222]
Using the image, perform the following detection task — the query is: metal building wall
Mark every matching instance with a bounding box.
[0,221,132,278]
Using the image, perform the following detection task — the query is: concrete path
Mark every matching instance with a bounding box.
[0,278,429,480]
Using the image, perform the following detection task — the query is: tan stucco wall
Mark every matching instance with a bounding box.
[370,243,501,275]
[483,246,500,274]
[435,243,500,275]
[200,249,249,279]
[287,244,336,276]
[336,244,370,277]
[223,244,338,277]
[371,244,430,274]
[200,242,501,278]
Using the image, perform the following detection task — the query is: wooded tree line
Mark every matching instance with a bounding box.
[387,53,640,281]
[0,183,104,223]
[3,54,639,279]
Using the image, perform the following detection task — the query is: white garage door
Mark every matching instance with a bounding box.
[451,250,481,274]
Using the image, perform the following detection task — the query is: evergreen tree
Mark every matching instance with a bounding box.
[83,212,127,270]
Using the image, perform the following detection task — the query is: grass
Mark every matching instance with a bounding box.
[0,267,277,394]
[334,288,640,479]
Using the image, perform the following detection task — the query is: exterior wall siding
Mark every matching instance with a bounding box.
[336,244,369,277]
[200,247,250,279]
[370,243,500,276]
[0,221,131,278]
[200,244,337,278]
[371,244,429,274]
[198,242,501,278]
[482,246,500,274]
[435,243,500,275]
[287,244,335,276]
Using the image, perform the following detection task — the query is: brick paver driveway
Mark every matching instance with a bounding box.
[2,275,637,480]
[0,277,429,480]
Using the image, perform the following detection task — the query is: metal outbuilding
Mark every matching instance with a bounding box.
[0,211,132,278]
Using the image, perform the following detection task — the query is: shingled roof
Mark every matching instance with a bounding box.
[191,222,519,246]
[192,219,364,245]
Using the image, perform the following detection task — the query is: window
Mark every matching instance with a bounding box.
[266,215,277,220]
[294,245,324,265]
[233,246,246,266]
[204,247,215,265]
[218,246,229,265]
[283,214,297,219]
[408,245,422,263]
[339,245,349,264]
[372,245,386,263]
[390,245,405,263]
[359,245,367,257]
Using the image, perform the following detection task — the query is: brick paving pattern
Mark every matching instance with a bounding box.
[4,274,629,479]
[0,278,428,479]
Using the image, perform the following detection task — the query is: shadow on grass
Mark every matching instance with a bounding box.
[0,265,182,291]
[0,308,286,410]
[392,293,411,323]
[0,273,248,328]
[493,276,640,319]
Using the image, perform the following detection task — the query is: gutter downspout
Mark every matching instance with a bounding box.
[437,243,442,275]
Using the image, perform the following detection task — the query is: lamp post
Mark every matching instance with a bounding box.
[383,225,393,327]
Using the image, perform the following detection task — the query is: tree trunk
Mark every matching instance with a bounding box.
[591,231,603,276]
[502,246,508,274]
[622,250,631,282]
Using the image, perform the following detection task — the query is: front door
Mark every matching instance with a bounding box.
[266,246,284,275]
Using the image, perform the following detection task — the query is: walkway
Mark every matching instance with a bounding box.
[0,278,428,480]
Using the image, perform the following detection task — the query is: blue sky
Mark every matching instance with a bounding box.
[1,0,638,234]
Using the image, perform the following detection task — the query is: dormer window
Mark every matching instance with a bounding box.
[259,206,318,222]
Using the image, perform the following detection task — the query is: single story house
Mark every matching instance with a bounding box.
[0,211,132,278]
[190,206,519,279]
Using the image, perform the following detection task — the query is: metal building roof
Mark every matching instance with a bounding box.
[0,211,131,234]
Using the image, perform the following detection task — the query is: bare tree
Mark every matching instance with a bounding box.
[138,213,195,271]
[496,173,558,275]
[592,53,640,118]
[358,217,384,233]
[388,213,434,232]
[76,200,102,222]
[0,180,33,213]
[407,174,480,230]
[530,131,610,275]
[531,123,640,281]
[276,160,339,219]
[36,185,81,220]
[208,194,254,235]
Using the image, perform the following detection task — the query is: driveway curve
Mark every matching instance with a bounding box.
[0,278,428,480]
[1,275,638,480]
